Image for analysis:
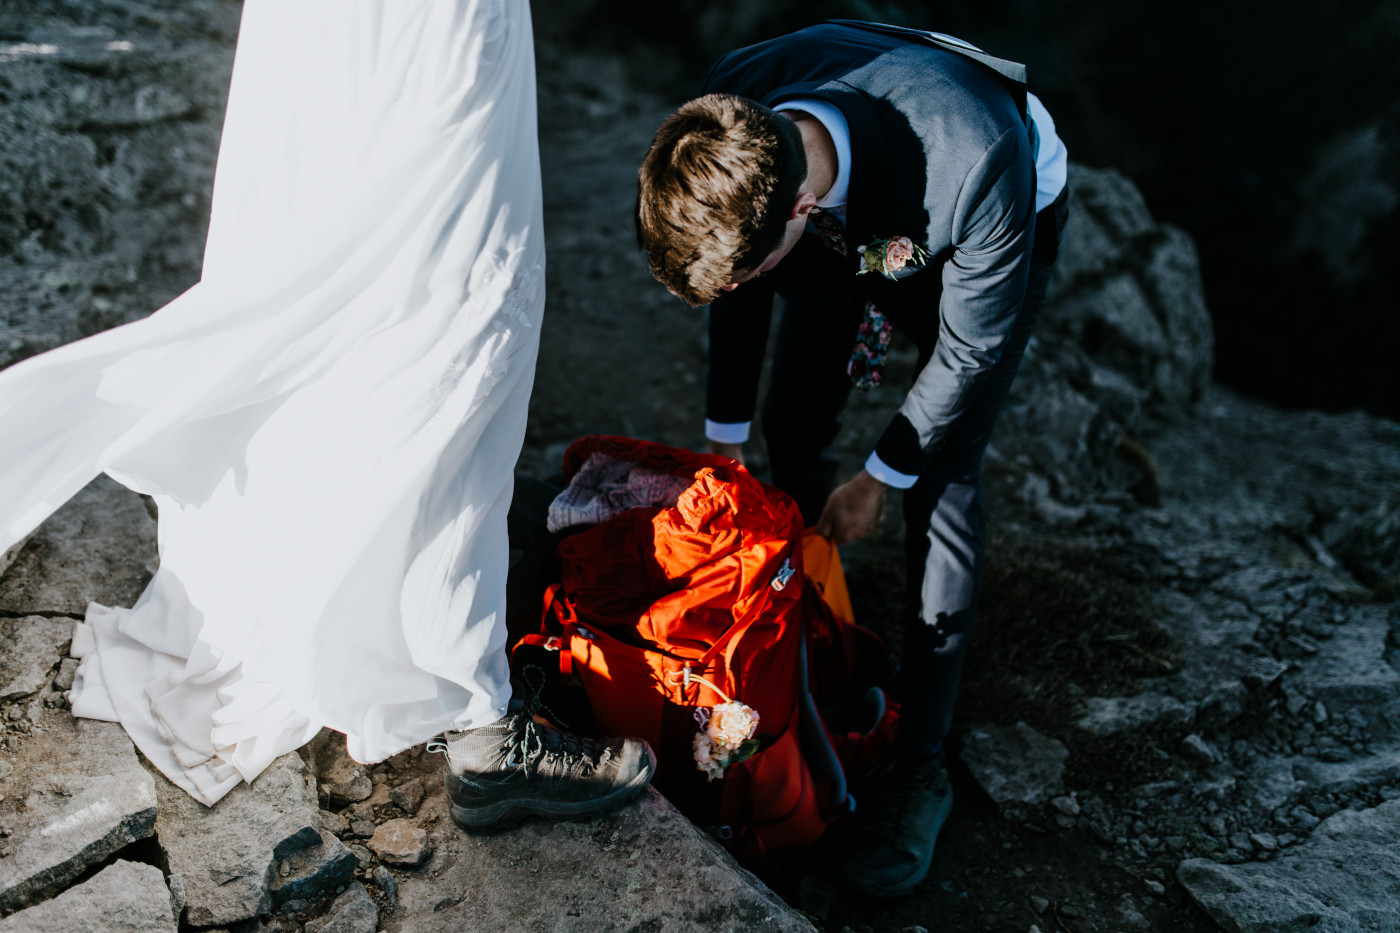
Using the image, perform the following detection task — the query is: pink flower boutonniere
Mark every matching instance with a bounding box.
[857,236,927,280]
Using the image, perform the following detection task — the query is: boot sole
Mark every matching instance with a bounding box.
[449,759,655,834]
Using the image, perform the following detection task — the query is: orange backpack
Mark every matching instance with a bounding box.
[516,435,895,858]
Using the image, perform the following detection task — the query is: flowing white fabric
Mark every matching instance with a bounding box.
[0,0,543,804]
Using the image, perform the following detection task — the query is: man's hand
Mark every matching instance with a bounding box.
[709,440,745,465]
[814,470,887,544]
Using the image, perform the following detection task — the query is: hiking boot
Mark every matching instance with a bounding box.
[843,748,953,896]
[430,702,656,832]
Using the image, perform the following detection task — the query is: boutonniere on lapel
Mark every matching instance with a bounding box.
[857,236,927,280]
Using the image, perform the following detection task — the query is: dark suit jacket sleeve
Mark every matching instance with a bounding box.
[872,122,1036,480]
[706,279,776,434]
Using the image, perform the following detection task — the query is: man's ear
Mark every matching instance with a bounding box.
[788,190,818,221]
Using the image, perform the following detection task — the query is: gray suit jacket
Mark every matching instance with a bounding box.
[704,21,1038,478]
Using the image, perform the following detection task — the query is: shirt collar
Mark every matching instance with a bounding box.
[774,99,851,209]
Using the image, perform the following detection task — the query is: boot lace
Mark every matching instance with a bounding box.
[505,712,613,781]
[428,665,614,781]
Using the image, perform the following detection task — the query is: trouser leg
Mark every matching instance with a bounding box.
[900,192,1067,750]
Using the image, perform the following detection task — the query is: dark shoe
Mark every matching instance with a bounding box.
[844,749,953,896]
[430,703,655,832]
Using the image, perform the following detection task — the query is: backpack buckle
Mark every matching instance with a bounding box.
[770,558,795,591]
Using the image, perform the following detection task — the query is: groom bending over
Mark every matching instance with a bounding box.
[636,20,1068,896]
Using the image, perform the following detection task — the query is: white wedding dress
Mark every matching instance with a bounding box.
[0,0,543,804]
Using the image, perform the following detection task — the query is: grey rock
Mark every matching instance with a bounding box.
[0,709,156,913]
[1046,165,1214,407]
[0,615,71,700]
[1289,113,1400,310]
[389,777,425,815]
[0,860,175,933]
[1179,799,1400,932]
[1116,892,1152,931]
[269,832,358,907]
[1291,807,1322,832]
[367,818,430,868]
[52,657,80,692]
[0,477,156,616]
[167,873,186,917]
[347,843,372,870]
[994,376,1110,501]
[318,808,347,837]
[1298,611,1400,740]
[1052,164,1157,279]
[962,722,1068,806]
[393,788,814,931]
[370,864,398,911]
[1073,693,1192,737]
[304,882,378,933]
[1180,734,1220,766]
[1196,681,1249,728]
[1319,494,1400,592]
[309,730,373,808]
[1292,753,1400,800]
[0,13,232,373]
[152,752,321,928]
[1237,655,1289,691]
[1245,757,1306,811]
[1249,832,1279,851]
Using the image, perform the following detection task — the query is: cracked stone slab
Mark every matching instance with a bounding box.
[152,752,321,928]
[0,708,157,914]
[0,476,157,617]
[0,615,72,700]
[1292,752,1400,800]
[1297,610,1400,737]
[392,788,815,932]
[0,859,176,933]
[962,721,1068,806]
[1178,798,1400,932]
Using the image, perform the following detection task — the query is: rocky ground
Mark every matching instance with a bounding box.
[4,2,1400,932]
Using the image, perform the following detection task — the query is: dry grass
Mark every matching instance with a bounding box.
[960,534,1177,734]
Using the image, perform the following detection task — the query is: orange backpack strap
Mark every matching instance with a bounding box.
[687,555,786,676]
[800,530,854,624]
[510,583,577,679]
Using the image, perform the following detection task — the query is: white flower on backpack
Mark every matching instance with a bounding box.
[692,701,760,781]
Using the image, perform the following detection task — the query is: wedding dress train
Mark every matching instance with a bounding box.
[0,0,543,804]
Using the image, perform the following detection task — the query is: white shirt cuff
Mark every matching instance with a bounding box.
[864,451,918,489]
[705,420,751,444]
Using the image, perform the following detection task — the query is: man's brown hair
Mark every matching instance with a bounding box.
[636,94,806,306]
